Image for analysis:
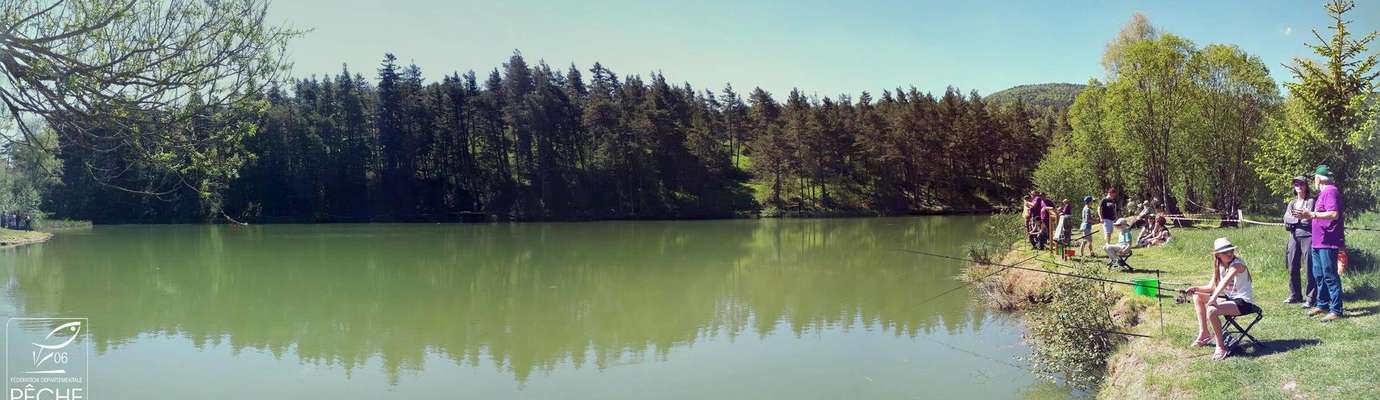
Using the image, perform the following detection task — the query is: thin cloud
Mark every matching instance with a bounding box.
[1282,26,1293,36]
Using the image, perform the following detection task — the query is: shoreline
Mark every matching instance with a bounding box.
[0,229,53,248]
[97,207,1012,225]
[969,224,1380,398]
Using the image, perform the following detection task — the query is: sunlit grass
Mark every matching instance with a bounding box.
[0,228,51,245]
[1092,223,1380,398]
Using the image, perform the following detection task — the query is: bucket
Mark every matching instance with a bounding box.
[1132,278,1159,297]
[1064,249,1076,257]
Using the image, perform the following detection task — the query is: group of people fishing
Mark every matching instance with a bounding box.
[1022,164,1349,361]
[1022,188,1171,262]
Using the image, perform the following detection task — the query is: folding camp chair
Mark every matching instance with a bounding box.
[1222,307,1266,351]
[1105,244,1133,271]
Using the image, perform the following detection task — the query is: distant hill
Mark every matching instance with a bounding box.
[985,83,1086,110]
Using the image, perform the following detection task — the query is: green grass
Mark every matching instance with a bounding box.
[0,228,51,245]
[1086,224,1380,399]
[33,218,92,231]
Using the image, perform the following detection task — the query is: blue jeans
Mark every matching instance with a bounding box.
[1312,248,1343,315]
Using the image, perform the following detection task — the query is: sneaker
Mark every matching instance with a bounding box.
[1282,298,1303,304]
[1307,308,1327,316]
[1320,313,1342,322]
[1301,302,1315,309]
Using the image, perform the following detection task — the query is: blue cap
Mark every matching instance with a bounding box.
[1083,196,1093,203]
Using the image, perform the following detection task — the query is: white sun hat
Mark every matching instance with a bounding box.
[1212,237,1236,254]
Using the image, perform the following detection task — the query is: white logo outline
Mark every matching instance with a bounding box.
[27,321,81,374]
[6,317,89,398]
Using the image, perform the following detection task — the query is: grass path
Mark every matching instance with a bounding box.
[1065,224,1380,399]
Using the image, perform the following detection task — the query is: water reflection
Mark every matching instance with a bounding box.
[0,217,998,385]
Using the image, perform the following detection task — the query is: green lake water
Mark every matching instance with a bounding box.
[0,216,1072,399]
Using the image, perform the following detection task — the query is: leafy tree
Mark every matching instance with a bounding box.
[0,0,297,219]
[1048,15,1283,217]
[1185,44,1279,213]
[1280,0,1380,209]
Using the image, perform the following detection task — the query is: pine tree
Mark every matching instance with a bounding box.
[375,53,407,218]
[1283,0,1379,198]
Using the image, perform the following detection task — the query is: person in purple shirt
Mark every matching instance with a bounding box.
[1292,165,1345,322]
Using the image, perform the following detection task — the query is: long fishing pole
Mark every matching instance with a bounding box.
[912,253,1041,306]
[898,249,1165,339]
[897,248,1190,294]
[1060,323,1154,338]
[1033,255,1222,297]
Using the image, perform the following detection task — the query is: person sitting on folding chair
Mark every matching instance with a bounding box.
[1103,218,1135,270]
[1186,237,1259,360]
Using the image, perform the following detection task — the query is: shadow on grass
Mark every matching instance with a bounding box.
[1346,249,1376,274]
[1234,338,1322,358]
[1341,304,1378,318]
[1344,282,1377,301]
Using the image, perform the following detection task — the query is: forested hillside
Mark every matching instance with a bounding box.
[46,52,1058,223]
[985,83,1086,110]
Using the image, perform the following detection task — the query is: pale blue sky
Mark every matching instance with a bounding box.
[268,0,1379,98]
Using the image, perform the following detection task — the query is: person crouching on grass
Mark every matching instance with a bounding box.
[1186,237,1259,360]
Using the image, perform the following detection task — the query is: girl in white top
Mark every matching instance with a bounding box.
[1186,237,1257,360]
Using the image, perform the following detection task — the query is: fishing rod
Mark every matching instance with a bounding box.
[912,253,1041,306]
[898,248,1190,294]
[897,248,1165,339]
[1030,253,1179,336]
[1060,323,1153,339]
[1033,257,1183,288]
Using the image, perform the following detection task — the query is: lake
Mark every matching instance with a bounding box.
[0,217,1071,399]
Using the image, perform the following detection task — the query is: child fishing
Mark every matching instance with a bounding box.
[1185,237,1258,360]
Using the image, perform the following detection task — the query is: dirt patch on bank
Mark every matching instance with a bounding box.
[961,250,1055,311]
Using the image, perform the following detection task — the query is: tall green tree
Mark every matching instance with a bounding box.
[1,0,297,220]
[1279,0,1380,208]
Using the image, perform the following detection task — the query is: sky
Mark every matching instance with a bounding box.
[269,0,1379,98]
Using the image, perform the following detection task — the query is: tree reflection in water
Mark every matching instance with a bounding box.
[0,217,996,385]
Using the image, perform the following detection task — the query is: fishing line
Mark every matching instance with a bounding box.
[1032,257,1189,290]
[1058,323,1154,339]
[898,248,1189,294]
[911,254,1041,306]
[898,248,1173,339]
[916,333,1038,373]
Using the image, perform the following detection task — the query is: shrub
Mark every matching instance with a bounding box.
[982,211,1027,253]
[1024,263,1124,390]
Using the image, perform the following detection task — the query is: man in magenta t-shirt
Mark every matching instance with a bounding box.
[1293,165,1345,322]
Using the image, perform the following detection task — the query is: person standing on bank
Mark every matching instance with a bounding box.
[1293,165,1345,322]
[1282,175,1316,306]
[1079,196,1095,257]
[1098,188,1119,245]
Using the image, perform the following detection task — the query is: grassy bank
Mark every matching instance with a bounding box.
[1097,224,1379,399]
[0,228,52,247]
[971,222,1380,398]
[33,218,93,232]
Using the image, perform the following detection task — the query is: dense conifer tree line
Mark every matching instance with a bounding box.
[47,52,1054,223]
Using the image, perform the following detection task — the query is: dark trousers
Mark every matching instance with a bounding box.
[1285,234,1314,303]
